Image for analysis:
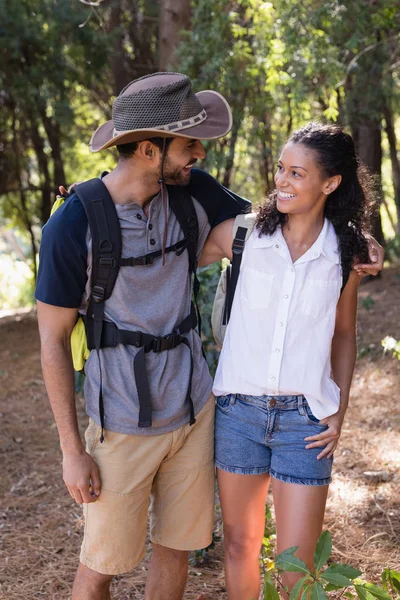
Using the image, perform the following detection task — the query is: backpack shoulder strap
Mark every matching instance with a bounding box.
[225,212,257,323]
[74,178,122,303]
[168,186,199,274]
[232,212,257,240]
[74,178,121,443]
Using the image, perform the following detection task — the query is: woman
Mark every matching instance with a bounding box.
[199,123,375,599]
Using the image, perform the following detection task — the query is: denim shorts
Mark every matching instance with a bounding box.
[215,394,333,486]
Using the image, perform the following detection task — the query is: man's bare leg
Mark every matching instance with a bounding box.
[145,544,188,600]
[72,563,113,600]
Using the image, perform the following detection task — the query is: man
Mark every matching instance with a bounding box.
[36,72,383,600]
[36,72,250,600]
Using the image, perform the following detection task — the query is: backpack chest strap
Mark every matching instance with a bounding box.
[84,305,197,429]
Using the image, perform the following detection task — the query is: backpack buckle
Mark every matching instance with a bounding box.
[100,257,116,268]
[92,285,105,302]
[232,238,245,254]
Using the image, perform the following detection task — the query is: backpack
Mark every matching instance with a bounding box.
[51,178,201,440]
[211,214,351,348]
[211,213,256,348]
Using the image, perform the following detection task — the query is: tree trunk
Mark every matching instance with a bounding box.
[107,0,126,95]
[345,39,386,248]
[383,102,400,233]
[28,116,52,227]
[11,112,38,281]
[158,0,191,70]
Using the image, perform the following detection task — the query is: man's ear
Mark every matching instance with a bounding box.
[323,174,342,195]
[137,140,158,161]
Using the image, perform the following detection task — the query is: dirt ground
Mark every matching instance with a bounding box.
[0,268,399,599]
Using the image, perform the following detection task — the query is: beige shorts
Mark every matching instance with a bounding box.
[80,394,215,575]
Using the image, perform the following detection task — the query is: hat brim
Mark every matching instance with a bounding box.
[89,90,232,152]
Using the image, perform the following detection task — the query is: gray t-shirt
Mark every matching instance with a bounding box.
[81,192,213,435]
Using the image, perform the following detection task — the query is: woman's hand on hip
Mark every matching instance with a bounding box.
[304,412,343,460]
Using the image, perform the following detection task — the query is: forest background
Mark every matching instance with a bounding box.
[0,2,400,599]
[1,0,400,309]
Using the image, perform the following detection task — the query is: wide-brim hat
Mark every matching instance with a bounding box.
[90,72,232,152]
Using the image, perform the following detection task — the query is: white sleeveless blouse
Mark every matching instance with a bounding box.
[213,218,343,419]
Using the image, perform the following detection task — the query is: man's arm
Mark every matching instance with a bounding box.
[37,301,101,504]
[198,217,236,267]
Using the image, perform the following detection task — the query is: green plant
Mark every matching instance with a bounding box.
[385,235,400,263]
[362,295,375,311]
[196,261,223,376]
[262,530,398,600]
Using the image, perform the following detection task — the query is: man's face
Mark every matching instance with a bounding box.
[161,137,206,186]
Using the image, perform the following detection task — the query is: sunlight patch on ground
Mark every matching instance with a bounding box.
[329,476,369,507]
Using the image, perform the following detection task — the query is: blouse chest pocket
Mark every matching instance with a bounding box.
[240,267,274,310]
[300,278,340,320]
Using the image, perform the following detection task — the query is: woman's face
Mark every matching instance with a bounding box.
[274,142,338,216]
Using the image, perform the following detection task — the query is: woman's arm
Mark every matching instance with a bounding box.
[330,271,360,420]
[198,217,235,267]
[305,272,361,459]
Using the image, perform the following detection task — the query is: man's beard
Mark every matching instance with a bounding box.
[161,155,195,186]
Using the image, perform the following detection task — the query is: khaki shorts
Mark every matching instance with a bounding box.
[80,394,215,575]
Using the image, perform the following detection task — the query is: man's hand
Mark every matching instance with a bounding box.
[354,236,384,277]
[304,412,343,460]
[62,450,101,504]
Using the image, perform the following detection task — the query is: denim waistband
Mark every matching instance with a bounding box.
[234,393,305,410]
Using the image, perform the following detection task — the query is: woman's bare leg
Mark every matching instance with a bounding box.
[272,478,329,595]
[217,468,271,600]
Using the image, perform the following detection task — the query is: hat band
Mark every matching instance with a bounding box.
[112,108,208,138]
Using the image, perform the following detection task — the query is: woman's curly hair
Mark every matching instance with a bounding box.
[256,123,377,275]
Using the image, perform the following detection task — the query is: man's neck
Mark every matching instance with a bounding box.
[102,161,161,208]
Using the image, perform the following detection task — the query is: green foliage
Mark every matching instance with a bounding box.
[362,296,376,311]
[385,235,400,262]
[262,530,398,599]
[196,261,222,376]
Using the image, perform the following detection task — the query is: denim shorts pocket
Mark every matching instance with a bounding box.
[216,394,236,414]
[301,404,327,428]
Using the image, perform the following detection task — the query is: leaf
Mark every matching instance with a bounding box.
[310,581,328,600]
[355,585,376,600]
[264,579,280,600]
[324,584,344,592]
[290,576,310,600]
[301,583,312,600]
[328,564,362,580]
[314,531,332,572]
[362,583,392,600]
[320,570,353,588]
[344,593,355,599]
[382,569,400,594]
[276,551,310,574]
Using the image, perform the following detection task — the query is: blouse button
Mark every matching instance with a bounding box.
[150,239,156,246]
[148,223,153,230]
[137,214,142,220]
[284,294,289,299]
[271,376,276,381]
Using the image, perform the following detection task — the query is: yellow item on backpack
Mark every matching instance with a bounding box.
[71,315,90,372]
[50,196,90,372]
